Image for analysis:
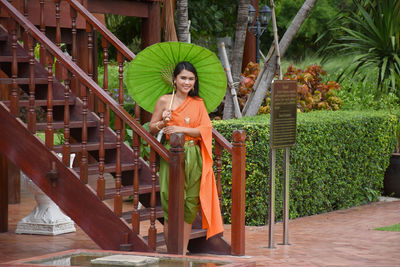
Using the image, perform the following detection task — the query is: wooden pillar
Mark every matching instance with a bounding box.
[141,1,161,49]
[0,69,20,205]
[231,130,246,255]
[242,0,258,71]
[167,133,185,255]
[0,153,8,233]
[7,160,20,204]
[140,0,161,124]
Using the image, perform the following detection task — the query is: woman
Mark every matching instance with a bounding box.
[149,61,223,253]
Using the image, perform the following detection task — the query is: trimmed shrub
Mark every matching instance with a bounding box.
[213,110,396,226]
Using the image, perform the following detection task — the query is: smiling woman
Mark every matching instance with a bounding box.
[148,61,223,254]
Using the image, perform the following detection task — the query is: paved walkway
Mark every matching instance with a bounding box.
[1,187,399,266]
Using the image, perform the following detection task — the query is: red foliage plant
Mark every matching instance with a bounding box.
[237,62,260,109]
[284,64,342,112]
[237,62,343,114]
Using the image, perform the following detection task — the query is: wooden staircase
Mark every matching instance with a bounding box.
[0,0,246,256]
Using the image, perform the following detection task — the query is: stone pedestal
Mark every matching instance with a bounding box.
[15,172,76,235]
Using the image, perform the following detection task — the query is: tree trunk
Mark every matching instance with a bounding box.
[223,0,250,120]
[243,0,318,116]
[176,0,189,42]
[164,0,178,41]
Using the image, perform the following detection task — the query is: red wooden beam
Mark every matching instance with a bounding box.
[0,152,8,233]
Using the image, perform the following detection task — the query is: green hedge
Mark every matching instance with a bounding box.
[212,110,396,226]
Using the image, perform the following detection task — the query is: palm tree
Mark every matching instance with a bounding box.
[330,0,400,96]
[176,0,190,42]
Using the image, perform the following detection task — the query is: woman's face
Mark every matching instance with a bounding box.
[174,69,196,95]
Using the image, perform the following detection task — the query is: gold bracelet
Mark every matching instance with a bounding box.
[155,121,163,131]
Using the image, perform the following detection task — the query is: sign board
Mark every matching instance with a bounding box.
[270,80,297,149]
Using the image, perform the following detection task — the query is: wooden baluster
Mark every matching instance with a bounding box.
[45,53,54,149]
[80,84,88,183]
[21,0,28,51]
[114,116,122,216]
[117,52,125,139]
[62,78,71,167]
[54,0,62,81]
[102,37,110,126]
[70,6,78,96]
[39,0,46,65]
[215,142,223,206]
[117,52,124,106]
[27,35,36,133]
[167,133,186,255]
[86,22,94,110]
[131,131,140,234]
[134,103,141,123]
[10,18,19,117]
[23,0,28,18]
[148,148,157,250]
[97,100,105,199]
[231,130,246,256]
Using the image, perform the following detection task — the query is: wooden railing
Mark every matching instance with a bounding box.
[0,0,245,255]
[1,0,168,250]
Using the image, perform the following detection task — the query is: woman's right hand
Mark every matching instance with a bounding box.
[162,110,172,123]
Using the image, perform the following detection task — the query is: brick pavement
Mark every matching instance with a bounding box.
[1,187,399,266]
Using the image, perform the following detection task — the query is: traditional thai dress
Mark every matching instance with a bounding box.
[159,96,224,239]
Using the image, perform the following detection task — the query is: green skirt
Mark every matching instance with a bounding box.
[159,142,202,224]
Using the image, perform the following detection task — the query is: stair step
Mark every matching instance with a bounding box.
[121,206,164,223]
[0,77,48,84]
[143,232,166,247]
[53,141,117,153]
[73,162,136,175]
[0,31,8,41]
[36,120,97,131]
[143,228,207,248]
[0,55,29,62]
[104,184,160,199]
[2,98,75,107]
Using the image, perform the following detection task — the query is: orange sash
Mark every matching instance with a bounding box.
[167,96,224,238]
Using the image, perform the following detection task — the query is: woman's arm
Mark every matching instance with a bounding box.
[162,125,200,137]
[149,96,170,135]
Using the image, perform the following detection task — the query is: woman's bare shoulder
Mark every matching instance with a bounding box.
[156,94,172,106]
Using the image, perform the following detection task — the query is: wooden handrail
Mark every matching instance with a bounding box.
[65,0,135,61]
[212,128,233,154]
[0,0,169,160]
[67,0,234,156]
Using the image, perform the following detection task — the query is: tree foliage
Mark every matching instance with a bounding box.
[188,0,238,51]
[261,0,355,59]
[325,0,400,97]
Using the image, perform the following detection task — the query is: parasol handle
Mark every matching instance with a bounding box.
[168,89,175,110]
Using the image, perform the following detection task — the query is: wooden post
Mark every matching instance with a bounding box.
[0,152,8,233]
[242,0,258,71]
[141,0,161,49]
[231,130,246,255]
[167,133,185,255]
[7,160,20,204]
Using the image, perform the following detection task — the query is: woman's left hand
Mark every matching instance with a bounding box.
[163,125,185,135]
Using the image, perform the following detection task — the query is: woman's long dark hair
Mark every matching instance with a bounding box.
[173,61,199,97]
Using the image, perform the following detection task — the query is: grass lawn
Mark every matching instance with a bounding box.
[374,223,400,232]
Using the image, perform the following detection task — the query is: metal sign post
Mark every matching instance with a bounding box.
[268,80,297,248]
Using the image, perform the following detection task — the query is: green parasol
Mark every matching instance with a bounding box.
[126,42,227,113]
